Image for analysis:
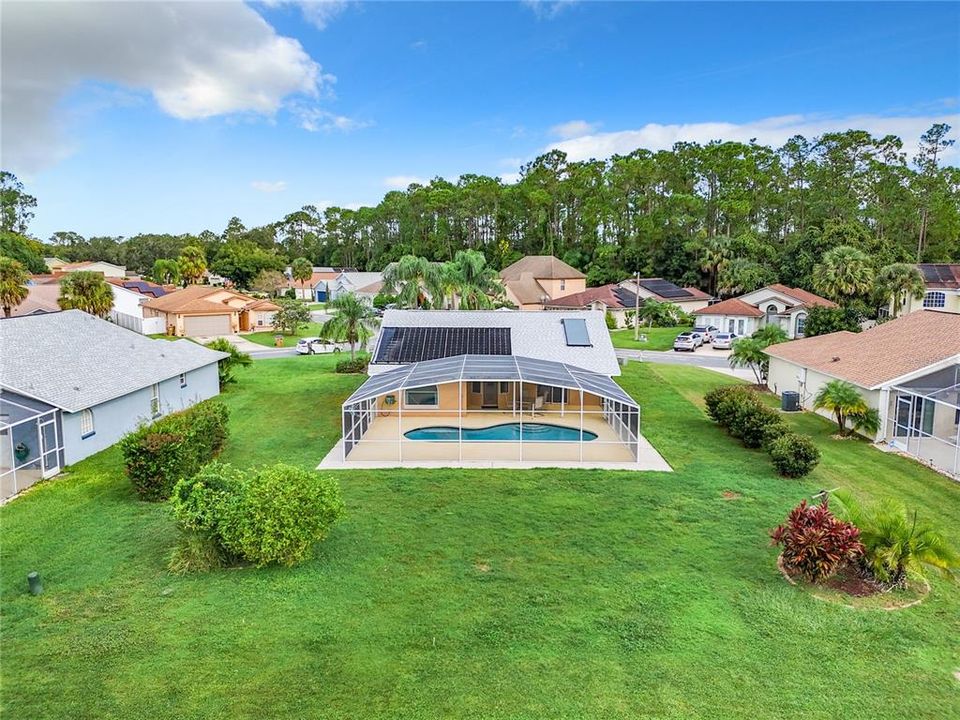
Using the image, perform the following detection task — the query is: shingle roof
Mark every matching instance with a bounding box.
[547,284,637,309]
[765,284,836,308]
[372,309,620,376]
[11,284,61,316]
[500,255,586,281]
[504,275,548,305]
[694,298,766,317]
[106,278,171,298]
[765,310,960,389]
[142,285,253,315]
[0,310,227,412]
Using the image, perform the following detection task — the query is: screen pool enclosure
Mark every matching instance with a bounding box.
[341,354,641,463]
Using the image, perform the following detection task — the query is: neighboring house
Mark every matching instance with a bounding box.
[10,283,61,317]
[617,278,712,314]
[694,284,835,338]
[499,255,586,310]
[106,279,172,334]
[331,272,384,302]
[338,309,644,466]
[284,268,342,302]
[544,284,639,327]
[765,310,960,478]
[0,310,226,500]
[891,264,960,316]
[43,257,68,272]
[54,260,128,278]
[142,285,280,336]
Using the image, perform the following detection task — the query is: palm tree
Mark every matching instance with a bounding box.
[877,263,925,318]
[728,336,770,386]
[813,379,868,435]
[832,491,959,587]
[58,270,114,318]
[0,256,29,317]
[382,255,444,309]
[151,258,181,285]
[813,245,874,302]
[694,235,733,297]
[752,324,788,346]
[443,249,500,309]
[635,298,663,328]
[322,292,378,360]
[178,245,207,285]
[291,257,313,300]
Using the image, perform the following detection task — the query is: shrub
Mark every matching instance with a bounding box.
[336,357,368,374]
[770,499,863,583]
[205,338,252,388]
[284,288,296,299]
[760,420,791,450]
[704,385,761,428]
[120,400,230,501]
[605,311,617,330]
[220,464,345,567]
[729,402,785,449]
[768,433,821,477]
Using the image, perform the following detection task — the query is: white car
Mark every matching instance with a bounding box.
[673,331,703,352]
[295,337,344,355]
[711,332,739,350]
[693,325,719,343]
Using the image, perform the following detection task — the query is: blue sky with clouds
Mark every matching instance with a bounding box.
[3,1,958,240]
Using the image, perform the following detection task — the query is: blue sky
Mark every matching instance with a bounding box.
[4,1,958,240]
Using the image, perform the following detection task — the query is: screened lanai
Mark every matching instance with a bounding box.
[341,354,642,464]
[1,392,63,501]
[887,364,960,480]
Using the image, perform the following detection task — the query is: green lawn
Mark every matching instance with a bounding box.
[610,325,691,351]
[244,321,328,347]
[2,359,959,718]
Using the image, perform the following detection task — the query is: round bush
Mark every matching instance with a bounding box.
[171,462,246,535]
[704,385,762,428]
[730,403,785,449]
[220,464,345,567]
[768,433,821,478]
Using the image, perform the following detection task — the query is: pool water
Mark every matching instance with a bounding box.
[404,422,598,442]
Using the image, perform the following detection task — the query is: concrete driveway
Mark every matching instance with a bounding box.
[189,334,266,353]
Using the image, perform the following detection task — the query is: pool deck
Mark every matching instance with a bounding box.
[318,411,672,472]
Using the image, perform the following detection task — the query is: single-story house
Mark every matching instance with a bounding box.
[617,278,712,314]
[766,310,960,479]
[142,285,280,337]
[106,278,173,334]
[330,271,384,302]
[337,309,646,466]
[499,255,586,310]
[0,310,226,500]
[283,266,349,301]
[43,257,68,272]
[10,283,61,316]
[891,264,960,316]
[53,260,128,278]
[694,284,835,338]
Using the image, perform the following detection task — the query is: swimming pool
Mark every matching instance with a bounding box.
[404,422,598,442]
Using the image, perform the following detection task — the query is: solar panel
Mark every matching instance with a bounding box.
[613,287,638,308]
[561,318,592,347]
[638,279,693,299]
[374,327,512,363]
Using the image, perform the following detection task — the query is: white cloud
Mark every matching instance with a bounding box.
[261,1,350,30]
[296,107,373,132]
[251,180,288,193]
[547,112,960,162]
[522,0,579,20]
[549,119,600,139]
[384,175,428,189]
[2,1,327,174]
[499,172,523,185]
[410,39,428,51]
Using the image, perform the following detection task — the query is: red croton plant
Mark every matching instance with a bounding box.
[770,499,864,583]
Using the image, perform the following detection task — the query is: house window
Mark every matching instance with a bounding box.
[560,279,566,291]
[80,409,95,438]
[727,319,735,332]
[470,382,481,393]
[737,319,745,334]
[923,291,946,308]
[766,304,778,314]
[150,383,160,417]
[405,386,438,407]
[795,313,807,337]
[499,382,509,393]
[179,372,187,388]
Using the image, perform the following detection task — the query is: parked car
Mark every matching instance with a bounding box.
[711,332,739,349]
[673,331,702,352]
[693,325,719,343]
[296,337,344,355]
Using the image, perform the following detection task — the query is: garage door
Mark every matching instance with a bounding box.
[183,314,231,336]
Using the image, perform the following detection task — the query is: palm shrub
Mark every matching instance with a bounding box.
[770,499,864,583]
[323,292,377,360]
[768,433,821,477]
[0,256,29,317]
[814,380,868,436]
[831,491,960,588]
[58,270,114,317]
[205,338,252,388]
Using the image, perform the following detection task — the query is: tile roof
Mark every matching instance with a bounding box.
[765,310,960,388]
[0,310,227,412]
[918,264,960,289]
[11,284,61,316]
[143,285,252,315]
[546,284,637,309]
[500,255,586,281]
[372,309,620,376]
[694,298,766,317]
[244,298,281,311]
[765,284,837,308]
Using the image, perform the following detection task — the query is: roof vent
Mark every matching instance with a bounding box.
[831,356,841,362]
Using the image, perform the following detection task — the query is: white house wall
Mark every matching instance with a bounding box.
[60,363,221,465]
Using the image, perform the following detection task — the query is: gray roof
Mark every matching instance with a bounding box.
[0,310,228,413]
[346,354,637,407]
[372,309,620,376]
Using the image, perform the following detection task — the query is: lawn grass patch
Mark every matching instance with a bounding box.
[610,326,690,351]
[244,321,329,348]
[2,358,958,719]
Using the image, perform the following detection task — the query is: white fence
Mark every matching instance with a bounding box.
[109,311,165,335]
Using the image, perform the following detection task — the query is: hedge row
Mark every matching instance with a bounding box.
[704,385,820,477]
[120,399,230,501]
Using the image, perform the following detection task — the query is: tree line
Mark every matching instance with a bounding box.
[2,124,958,299]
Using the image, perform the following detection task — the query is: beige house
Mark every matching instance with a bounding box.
[617,278,712,314]
[891,264,960,316]
[500,256,586,310]
[143,285,280,336]
[53,260,128,278]
[765,310,960,478]
[695,284,835,338]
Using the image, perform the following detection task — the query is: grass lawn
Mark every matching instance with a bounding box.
[244,321,328,347]
[2,359,959,718]
[610,325,691,351]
